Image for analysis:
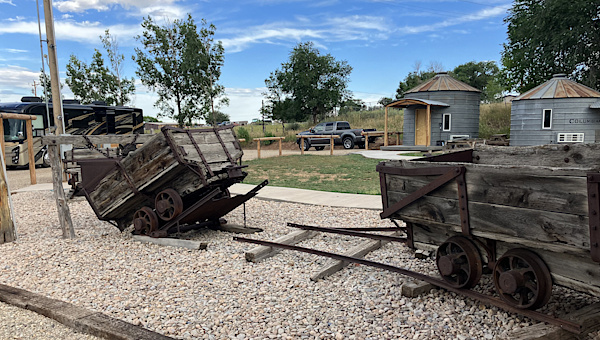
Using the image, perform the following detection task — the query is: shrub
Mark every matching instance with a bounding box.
[236,127,251,146]
[287,122,301,130]
[479,103,511,139]
[262,131,275,145]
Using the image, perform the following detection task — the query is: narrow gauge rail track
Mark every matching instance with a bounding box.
[234,222,582,334]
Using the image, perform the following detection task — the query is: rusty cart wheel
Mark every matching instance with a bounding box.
[436,236,483,289]
[493,248,552,310]
[155,189,184,221]
[133,207,159,235]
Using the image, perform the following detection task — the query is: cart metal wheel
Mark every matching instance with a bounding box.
[155,189,184,221]
[133,207,159,235]
[493,248,552,310]
[436,236,483,289]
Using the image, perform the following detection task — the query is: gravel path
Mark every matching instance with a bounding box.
[1,190,599,339]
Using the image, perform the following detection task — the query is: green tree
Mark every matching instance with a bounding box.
[264,42,353,124]
[502,0,600,92]
[100,29,135,106]
[378,97,394,106]
[395,70,436,99]
[66,51,117,104]
[451,61,503,102]
[339,98,365,115]
[133,14,227,127]
[38,70,64,102]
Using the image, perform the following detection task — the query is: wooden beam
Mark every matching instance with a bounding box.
[48,141,74,239]
[426,104,431,146]
[257,140,261,159]
[0,113,38,120]
[42,134,154,147]
[0,119,4,166]
[278,138,282,156]
[330,135,334,155]
[245,230,317,262]
[25,120,36,185]
[0,149,15,244]
[384,106,388,146]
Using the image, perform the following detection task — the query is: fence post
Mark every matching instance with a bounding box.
[25,120,36,185]
[365,133,370,151]
[257,140,261,159]
[330,135,334,155]
[278,138,282,156]
[0,149,15,244]
[301,137,305,155]
[48,141,75,239]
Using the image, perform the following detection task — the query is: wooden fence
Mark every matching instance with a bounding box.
[296,135,340,155]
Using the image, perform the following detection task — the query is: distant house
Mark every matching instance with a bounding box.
[383,72,481,148]
[510,74,600,146]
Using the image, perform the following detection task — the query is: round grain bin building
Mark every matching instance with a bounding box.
[510,74,600,146]
[385,72,481,147]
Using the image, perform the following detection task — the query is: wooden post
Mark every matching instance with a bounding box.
[48,141,74,239]
[396,132,400,145]
[278,138,282,156]
[330,135,334,155]
[365,132,370,151]
[0,118,4,164]
[384,106,389,146]
[25,120,36,185]
[0,149,15,244]
[426,104,431,146]
[301,136,305,155]
[257,140,261,159]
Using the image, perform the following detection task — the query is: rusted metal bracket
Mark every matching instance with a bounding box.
[213,127,234,164]
[587,173,600,262]
[287,223,408,243]
[377,166,467,231]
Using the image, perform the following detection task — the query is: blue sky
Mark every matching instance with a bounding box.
[0,0,512,123]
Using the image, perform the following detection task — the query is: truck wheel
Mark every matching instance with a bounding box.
[298,139,311,151]
[342,136,355,149]
[315,146,325,151]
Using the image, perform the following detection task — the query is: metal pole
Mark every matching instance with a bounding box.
[35,0,51,131]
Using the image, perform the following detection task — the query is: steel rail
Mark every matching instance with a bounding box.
[234,236,582,334]
[287,223,407,243]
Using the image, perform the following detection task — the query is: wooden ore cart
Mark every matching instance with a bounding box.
[79,126,266,237]
[377,144,600,310]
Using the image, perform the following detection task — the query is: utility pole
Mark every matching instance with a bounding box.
[42,0,65,135]
[31,80,38,96]
[42,0,74,239]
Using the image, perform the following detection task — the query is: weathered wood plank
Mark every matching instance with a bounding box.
[42,134,154,147]
[245,230,317,262]
[473,144,600,168]
[386,166,590,215]
[0,152,15,243]
[132,235,208,250]
[388,191,590,250]
[311,239,383,281]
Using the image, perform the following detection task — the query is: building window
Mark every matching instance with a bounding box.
[542,109,552,129]
[442,114,451,131]
[557,133,584,143]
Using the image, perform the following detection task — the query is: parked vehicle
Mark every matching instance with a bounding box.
[1,97,143,167]
[296,121,376,151]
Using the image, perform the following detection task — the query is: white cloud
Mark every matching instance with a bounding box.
[2,48,28,53]
[54,0,176,12]
[0,20,141,46]
[0,0,15,5]
[0,66,39,100]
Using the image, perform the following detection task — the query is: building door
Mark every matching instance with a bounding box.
[415,109,427,145]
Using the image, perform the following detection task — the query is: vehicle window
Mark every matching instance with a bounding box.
[325,122,334,131]
[314,123,325,132]
[338,122,350,130]
[5,119,24,141]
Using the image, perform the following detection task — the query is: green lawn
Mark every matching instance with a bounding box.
[241,154,384,195]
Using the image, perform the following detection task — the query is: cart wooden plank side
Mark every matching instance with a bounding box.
[377,144,600,310]
[79,125,266,237]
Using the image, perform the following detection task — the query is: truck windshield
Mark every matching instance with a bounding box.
[3,119,24,142]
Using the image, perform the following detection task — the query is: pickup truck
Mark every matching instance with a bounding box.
[296,121,376,151]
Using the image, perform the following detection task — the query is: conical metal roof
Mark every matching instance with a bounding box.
[515,74,600,100]
[405,72,481,94]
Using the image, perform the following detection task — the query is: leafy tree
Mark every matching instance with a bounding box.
[451,61,503,102]
[339,98,365,115]
[143,116,160,122]
[212,111,230,124]
[38,70,64,102]
[100,29,135,106]
[264,42,352,124]
[395,70,436,99]
[502,0,600,92]
[378,97,394,106]
[134,14,227,127]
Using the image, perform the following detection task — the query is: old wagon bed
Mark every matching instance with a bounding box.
[377,144,600,309]
[79,126,265,237]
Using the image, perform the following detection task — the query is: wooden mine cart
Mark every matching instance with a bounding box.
[377,144,600,310]
[79,126,266,237]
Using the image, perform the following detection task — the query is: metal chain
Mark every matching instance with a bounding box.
[82,134,110,158]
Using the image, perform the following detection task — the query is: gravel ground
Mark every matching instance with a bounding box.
[1,190,599,339]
